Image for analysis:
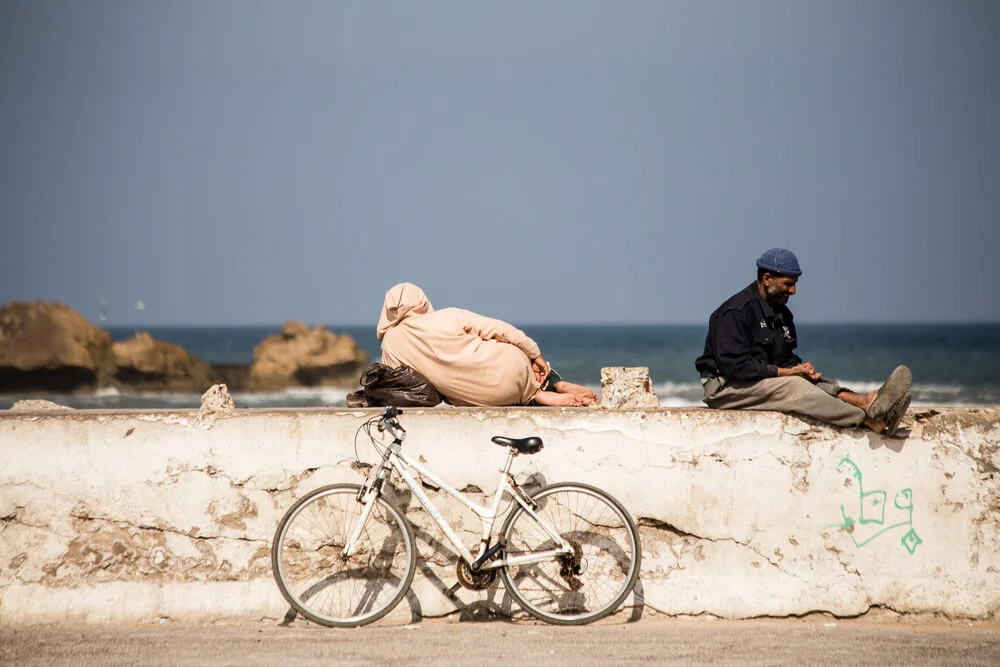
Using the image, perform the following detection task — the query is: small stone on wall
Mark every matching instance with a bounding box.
[600,367,659,409]
[200,384,235,415]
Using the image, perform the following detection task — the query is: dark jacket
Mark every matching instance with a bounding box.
[694,283,802,381]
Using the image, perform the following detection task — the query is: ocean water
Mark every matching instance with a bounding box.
[2,323,998,410]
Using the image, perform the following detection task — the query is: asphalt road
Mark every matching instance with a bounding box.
[2,617,998,666]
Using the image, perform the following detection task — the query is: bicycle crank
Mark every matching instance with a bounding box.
[456,560,497,590]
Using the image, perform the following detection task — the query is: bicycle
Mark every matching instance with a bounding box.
[271,406,642,627]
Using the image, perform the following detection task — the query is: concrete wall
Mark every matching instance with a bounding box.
[1,405,998,625]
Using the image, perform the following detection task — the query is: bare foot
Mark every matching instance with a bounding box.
[553,381,600,406]
[862,390,878,415]
[838,389,878,414]
[864,416,886,433]
[533,390,583,407]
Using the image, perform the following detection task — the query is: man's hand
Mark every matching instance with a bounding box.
[531,355,550,384]
[778,362,822,382]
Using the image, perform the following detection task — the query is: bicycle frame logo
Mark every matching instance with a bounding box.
[833,457,922,555]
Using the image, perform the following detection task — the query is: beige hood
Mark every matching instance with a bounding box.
[377,283,434,341]
[376,283,542,406]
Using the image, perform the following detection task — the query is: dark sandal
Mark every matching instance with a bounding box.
[884,392,912,438]
[868,365,912,419]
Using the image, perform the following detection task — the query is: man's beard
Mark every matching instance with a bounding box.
[765,283,789,306]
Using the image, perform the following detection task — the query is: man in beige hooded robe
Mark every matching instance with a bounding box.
[377,283,595,407]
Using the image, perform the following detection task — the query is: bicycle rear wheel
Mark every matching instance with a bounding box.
[271,483,416,627]
[500,482,641,625]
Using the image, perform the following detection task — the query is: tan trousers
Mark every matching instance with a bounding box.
[702,376,867,427]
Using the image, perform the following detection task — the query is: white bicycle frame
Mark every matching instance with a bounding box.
[343,434,574,571]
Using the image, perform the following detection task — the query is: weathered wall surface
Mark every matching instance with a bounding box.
[1,406,998,625]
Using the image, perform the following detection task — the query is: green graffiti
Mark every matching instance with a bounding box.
[834,457,922,555]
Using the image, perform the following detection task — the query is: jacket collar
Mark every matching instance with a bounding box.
[746,282,776,320]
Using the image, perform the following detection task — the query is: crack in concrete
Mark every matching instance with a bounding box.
[161,464,258,490]
[160,463,336,494]
[825,540,873,611]
[1,506,23,522]
[641,604,987,621]
[0,505,53,532]
[1,505,26,535]
[742,536,829,593]
[544,425,808,475]
[639,517,829,592]
[631,448,804,481]
[67,512,268,545]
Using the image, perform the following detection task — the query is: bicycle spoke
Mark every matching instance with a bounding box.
[502,483,641,625]
[272,485,416,627]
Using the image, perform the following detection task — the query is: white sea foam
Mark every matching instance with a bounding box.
[561,379,982,408]
[652,382,702,394]
[1,378,990,412]
[232,387,349,407]
[658,397,703,407]
[651,381,703,407]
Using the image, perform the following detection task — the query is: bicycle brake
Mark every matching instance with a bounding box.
[508,475,538,510]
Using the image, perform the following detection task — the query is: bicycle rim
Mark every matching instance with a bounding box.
[500,483,641,625]
[271,484,416,627]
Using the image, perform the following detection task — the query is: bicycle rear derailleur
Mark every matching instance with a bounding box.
[557,541,585,591]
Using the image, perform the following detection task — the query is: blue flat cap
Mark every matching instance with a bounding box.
[756,248,802,276]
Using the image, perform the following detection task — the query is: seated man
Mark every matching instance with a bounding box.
[377,283,598,407]
[694,248,911,435]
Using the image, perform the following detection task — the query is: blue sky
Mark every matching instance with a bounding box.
[2,1,998,326]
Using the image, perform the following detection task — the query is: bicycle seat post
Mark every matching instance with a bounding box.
[500,446,517,476]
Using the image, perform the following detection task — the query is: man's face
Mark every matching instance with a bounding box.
[763,273,798,306]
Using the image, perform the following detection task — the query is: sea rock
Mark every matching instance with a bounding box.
[249,320,369,390]
[208,364,250,392]
[9,399,74,412]
[600,366,660,409]
[0,301,115,392]
[112,332,213,390]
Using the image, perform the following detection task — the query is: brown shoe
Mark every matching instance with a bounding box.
[884,392,912,438]
[868,365,912,419]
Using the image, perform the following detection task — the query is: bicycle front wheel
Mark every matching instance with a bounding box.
[500,482,641,625]
[271,483,416,627]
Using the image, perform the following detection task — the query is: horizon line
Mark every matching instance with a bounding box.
[96,319,1000,329]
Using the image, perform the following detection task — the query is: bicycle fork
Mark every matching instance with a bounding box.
[341,447,396,559]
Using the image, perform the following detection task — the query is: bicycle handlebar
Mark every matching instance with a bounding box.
[378,406,406,440]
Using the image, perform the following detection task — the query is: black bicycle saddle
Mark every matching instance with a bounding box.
[491,436,544,455]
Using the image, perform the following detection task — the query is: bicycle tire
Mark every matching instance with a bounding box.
[271,483,416,627]
[500,482,641,625]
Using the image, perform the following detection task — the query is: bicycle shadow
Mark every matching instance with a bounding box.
[379,480,515,622]
[406,523,646,624]
[276,549,645,627]
[280,588,424,627]
[409,524,516,623]
[276,530,511,626]
[278,477,646,626]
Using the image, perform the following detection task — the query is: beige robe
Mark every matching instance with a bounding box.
[377,283,542,407]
